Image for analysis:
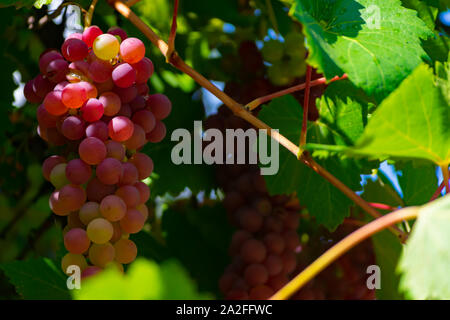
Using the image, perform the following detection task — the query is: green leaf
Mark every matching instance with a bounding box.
[398,195,450,299]
[397,161,438,206]
[0,258,71,300]
[33,0,52,9]
[435,55,450,105]
[350,64,450,166]
[0,0,51,8]
[259,93,365,229]
[362,178,404,207]
[291,0,433,99]
[401,0,439,30]
[74,258,210,300]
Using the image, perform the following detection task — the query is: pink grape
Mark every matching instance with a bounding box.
[146,94,172,120]
[116,185,141,208]
[96,158,123,185]
[79,137,107,165]
[24,79,42,103]
[108,116,134,141]
[129,95,145,112]
[37,104,58,128]
[46,59,69,83]
[146,120,166,143]
[95,78,114,94]
[117,103,132,117]
[54,81,69,91]
[61,38,88,61]
[79,201,101,225]
[59,184,87,212]
[86,177,116,202]
[44,90,68,116]
[113,85,137,103]
[32,74,54,98]
[120,208,145,234]
[66,158,92,185]
[88,60,113,83]
[136,83,149,95]
[81,98,104,122]
[112,63,136,88]
[78,81,98,99]
[82,25,103,47]
[88,242,115,268]
[120,37,145,64]
[99,92,121,116]
[100,195,127,221]
[124,124,146,150]
[46,127,67,146]
[61,116,85,140]
[132,57,153,84]
[86,121,109,141]
[119,162,139,185]
[62,83,88,108]
[64,228,90,254]
[42,155,66,181]
[81,266,102,279]
[240,238,266,264]
[39,50,63,74]
[114,239,137,264]
[134,181,150,203]
[131,110,155,133]
[107,27,127,41]
[105,140,126,160]
[129,153,153,180]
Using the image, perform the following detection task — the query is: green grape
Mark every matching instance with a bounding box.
[87,218,114,244]
[89,242,115,268]
[93,34,120,61]
[261,40,284,63]
[284,32,306,58]
[50,163,70,189]
[267,63,294,86]
[61,253,88,275]
[287,56,307,78]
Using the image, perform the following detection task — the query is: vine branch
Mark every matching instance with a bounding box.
[110,0,406,239]
[270,205,419,300]
[84,0,98,28]
[167,0,179,61]
[299,65,312,148]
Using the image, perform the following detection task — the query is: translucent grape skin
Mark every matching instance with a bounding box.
[82,25,103,47]
[39,50,63,74]
[78,81,98,99]
[146,121,166,143]
[120,37,145,64]
[113,239,137,264]
[42,155,66,181]
[99,92,121,116]
[87,218,114,244]
[108,116,134,142]
[105,140,125,160]
[79,137,107,165]
[64,228,91,254]
[81,98,104,122]
[62,83,88,109]
[86,121,109,141]
[50,163,69,189]
[61,38,88,62]
[93,34,120,61]
[37,104,58,128]
[24,79,42,103]
[124,124,146,150]
[146,94,172,120]
[33,74,54,98]
[100,194,127,221]
[46,59,69,83]
[61,116,85,140]
[96,158,123,185]
[112,63,136,88]
[79,201,101,225]
[132,57,154,84]
[44,90,68,116]
[66,158,92,185]
[120,208,146,234]
[128,153,153,180]
[115,185,141,208]
[107,27,127,41]
[88,242,115,268]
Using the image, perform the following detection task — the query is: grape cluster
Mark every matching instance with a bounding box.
[24,25,171,278]
[204,107,302,300]
[262,33,307,86]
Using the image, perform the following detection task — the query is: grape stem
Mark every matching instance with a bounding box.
[430,171,449,201]
[270,205,420,300]
[368,202,399,211]
[265,0,280,35]
[299,65,312,148]
[84,0,98,28]
[245,74,347,111]
[166,0,179,62]
[441,165,450,195]
[109,0,406,240]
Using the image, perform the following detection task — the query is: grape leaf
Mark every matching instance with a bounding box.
[0,0,51,8]
[259,92,366,230]
[74,258,210,300]
[397,161,438,206]
[0,258,70,300]
[350,64,450,167]
[291,0,433,99]
[401,0,439,30]
[398,195,450,299]
[436,55,450,105]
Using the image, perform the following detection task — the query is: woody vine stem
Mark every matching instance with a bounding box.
[100,0,414,298]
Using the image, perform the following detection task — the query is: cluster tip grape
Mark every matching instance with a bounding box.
[25,25,172,279]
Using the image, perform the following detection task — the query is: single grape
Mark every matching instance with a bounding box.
[263,233,285,255]
[112,63,136,88]
[64,228,91,254]
[44,90,68,116]
[24,79,42,103]
[78,81,98,99]
[81,266,102,279]
[261,40,284,63]
[42,155,66,181]
[81,98,104,122]
[49,190,70,216]
[115,185,141,208]
[105,140,126,160]
[284,32,306,58]
[113,239,137,264]
[124,124,146,150]
[281,251,297,274]
[128,153,153,180]
[119,162,139,185]
[66,158,92,185]
[39,50,63,74]
[46,59,69,83]
[134,181,150,203]
[32,74,54,98]
[99,194,127,222]
[79,137,107,165]
[120,208,145,234]
[88,59,113,83]
[107,27,128,41]
[132,57,154,84]
[93,34,120,61]
[61,38,89,62]
[59,184,86,212]
[146,94,171,120]
[79,201,101,225]
[61,253,88,274]
[136,203,149,220]
[62,83,88,109]
[85,121,109,141]
[86,177,116,202]
[240,238,267,264]
[244,264,269,287]
[61,116,85,140]
[54,81,69,91]
[113,85,137,103]
[97,158,123,185]
[37,104,58,128]
[82,25,103,47]
[120,37,145,64]
[263,254,283,276]
[88,242,115,268]
[50,163,70,189]
[108,116,134,142]
[146,121,166,143]
[238,207,263,233]
[87,218,114,244]
[129,95,146,112]
[99,92,121,116]
[136,83,149,95]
